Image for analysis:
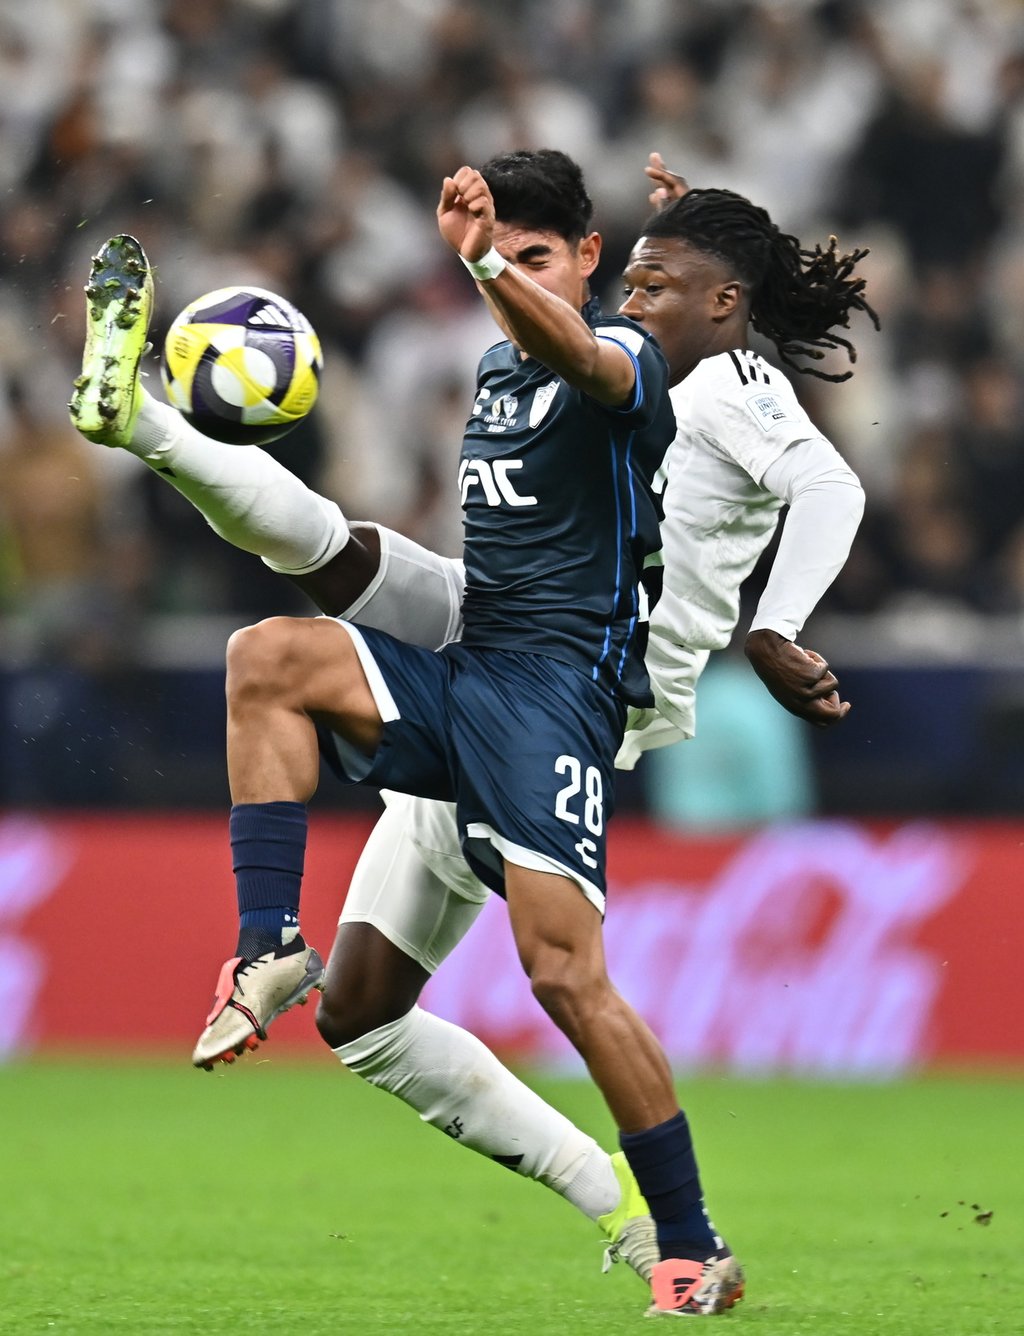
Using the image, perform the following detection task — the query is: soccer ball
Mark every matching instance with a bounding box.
[160,286,323,445]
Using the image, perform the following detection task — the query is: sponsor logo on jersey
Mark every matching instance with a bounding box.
[458,457,538,507]
[746,392,793,432]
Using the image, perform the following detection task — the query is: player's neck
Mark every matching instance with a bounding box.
[670,326,750,386]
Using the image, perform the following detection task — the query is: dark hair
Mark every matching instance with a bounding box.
[481,149,593,244]
[642,188,880,381]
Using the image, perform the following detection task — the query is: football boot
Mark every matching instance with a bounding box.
[69,233,153,447]
[192,944,325,1070]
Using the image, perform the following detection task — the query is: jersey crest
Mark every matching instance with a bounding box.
[529,379,559,428]
[471,387,520,433]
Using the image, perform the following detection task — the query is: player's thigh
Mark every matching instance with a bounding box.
[340,795,488,974]
[318,623,455,799]
[228,614,377,718]
[504,861,607,989]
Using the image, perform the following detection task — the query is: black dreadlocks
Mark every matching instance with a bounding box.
[642,188,880,382]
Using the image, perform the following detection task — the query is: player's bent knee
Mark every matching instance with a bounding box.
[315,987,407,1050]
[314,992,352,1048]
[226,616,342,702]
[226,617,298,692]
[315,921,430,1049]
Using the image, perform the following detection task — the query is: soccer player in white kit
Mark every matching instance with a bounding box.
[69,158,875,1315]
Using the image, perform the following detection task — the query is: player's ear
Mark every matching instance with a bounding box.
[578,231,602,279]
[713,280,743,320]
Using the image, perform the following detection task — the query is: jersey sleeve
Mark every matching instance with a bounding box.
[693,355,826,483]
[749,439,865,639]
[591,321,670,428]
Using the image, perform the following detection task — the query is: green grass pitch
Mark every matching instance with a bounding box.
[3,1058,1021,1333]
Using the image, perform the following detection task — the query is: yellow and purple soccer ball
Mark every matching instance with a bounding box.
[160,286,323,445]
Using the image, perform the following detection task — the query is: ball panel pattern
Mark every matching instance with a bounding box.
[160,287,322,446]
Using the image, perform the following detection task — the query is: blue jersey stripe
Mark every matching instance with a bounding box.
[594,340,645,416]
[592,433,626,682]
[594,430,641,688]
[615,434,641,684]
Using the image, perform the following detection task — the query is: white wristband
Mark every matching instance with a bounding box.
[461,247,507,281]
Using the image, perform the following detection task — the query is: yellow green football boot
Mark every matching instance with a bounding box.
[598,1150,661,1284]
[69,233,153,446]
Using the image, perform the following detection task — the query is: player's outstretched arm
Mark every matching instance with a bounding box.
[437,167,637,406]
[745,437,865,727]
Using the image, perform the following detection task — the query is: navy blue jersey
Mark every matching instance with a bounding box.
[458,299,674,707]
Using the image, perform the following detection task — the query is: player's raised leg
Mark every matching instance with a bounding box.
[66,234,377,619]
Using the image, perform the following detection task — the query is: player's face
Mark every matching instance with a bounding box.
[492,223,601,311]
[619,237,742,385]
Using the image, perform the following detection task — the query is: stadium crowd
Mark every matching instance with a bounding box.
[1,0,1023,671]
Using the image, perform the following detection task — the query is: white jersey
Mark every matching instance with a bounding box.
[619,348,837,765]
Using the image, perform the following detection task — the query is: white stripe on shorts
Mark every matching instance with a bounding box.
[337,619,402,721]
[324,620,403,780]
[465,821,605,916]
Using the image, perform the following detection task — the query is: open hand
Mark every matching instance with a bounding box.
[744,628,851,728]
[644,152,690,211]
[437,166,496,262]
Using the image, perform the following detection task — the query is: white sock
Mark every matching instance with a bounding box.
[333,1006,620,1220]
[128,391,349,574]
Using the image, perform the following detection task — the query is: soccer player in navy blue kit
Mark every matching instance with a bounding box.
[206,153,738,1315]
[70,151,755,1316]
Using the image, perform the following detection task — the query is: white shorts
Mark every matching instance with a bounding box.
[338,791,490,974]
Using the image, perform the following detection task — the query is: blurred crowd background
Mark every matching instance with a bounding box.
[3,0,1024,817]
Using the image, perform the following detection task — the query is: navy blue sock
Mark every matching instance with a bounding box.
[620,1111,721,1262]
[230,801,307,959]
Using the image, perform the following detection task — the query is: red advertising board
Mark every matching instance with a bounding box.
[4,813,1023,1072]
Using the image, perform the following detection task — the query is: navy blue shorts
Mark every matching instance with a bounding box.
[318,624,626,911]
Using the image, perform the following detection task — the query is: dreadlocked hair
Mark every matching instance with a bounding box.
[642,188,880,382]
